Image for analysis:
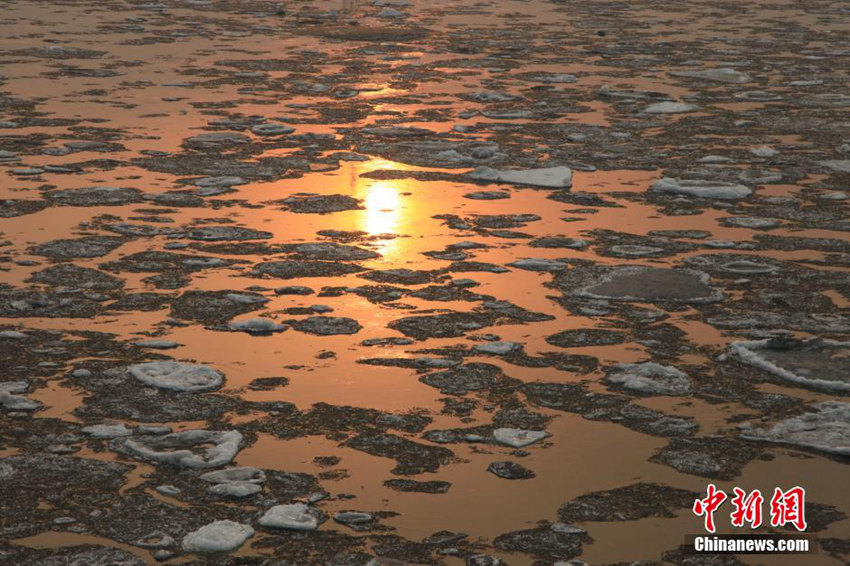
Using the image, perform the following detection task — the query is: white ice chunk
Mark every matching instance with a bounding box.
[377,7,405,18]
[538,74,578,83]
[822,160,850,173]
[0,330,27,339]
[751,146,778,158]
[672,68,752,83]
[740,401,850,456]
[82,423,133,439]
[609,245,664,257]
[413,357,459,368]
[0,381,40,411]
[225,293,269,305]
[183,257,227,268]
[122,429,242,468]
[251,123,295,136]
[651,177,752,200]
[508,258,568,272]
[182,520,254,553]
[208,482,263,498]
[643,102,698,114]
[469,166,572,188]
[227,318,286,333]
[723,216,780,229]
[470,91,515,102]
[259,503,318,531]
[190,176,247,188]
[605,362,691,395]
[474,342,521,355]
[128,361,223,392]
[0,382,28,394]
[334,511,373,525]
[729,339,850,392]
[200,467,266,485]
[493,428,550,448]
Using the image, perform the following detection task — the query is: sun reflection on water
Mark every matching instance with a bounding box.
[332,159,417,261]
[357,179,405,260]
[362,181,401,235]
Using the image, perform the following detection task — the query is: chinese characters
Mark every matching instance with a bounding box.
[693,485,807,533]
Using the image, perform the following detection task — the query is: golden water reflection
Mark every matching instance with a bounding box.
[361,180,402,236]
[348,159,416,259]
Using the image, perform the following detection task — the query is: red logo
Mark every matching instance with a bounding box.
[693,485,807,533]
[730,488,764,528]
[693,483,728,533]
[769,487,807,532]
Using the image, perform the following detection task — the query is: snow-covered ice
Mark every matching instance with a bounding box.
[121,429,243,468]
[182,520,254,553]
[208,482,263,497]
[128,361,224,392]
[643,102,698,114]
[227,318,287,333]
[82,423,133,438]
[509,258,568,272]
[740,401,850,456]
[469,166,573,188]
[729,339,850,392]
[651,177,752,200]
[493,428,550,448]
[474,342,521,355]
[0,382,40,411]
[258,503,319,531]
[672,68,752,83]
[605,362,691,395]
[200,467,266,484]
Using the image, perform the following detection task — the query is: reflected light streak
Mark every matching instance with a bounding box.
[356,178,408,260]
[362,181,401,236]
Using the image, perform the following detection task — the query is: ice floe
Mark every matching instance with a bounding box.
[128,361,224,392]
[643,102,698,114]
[227,318,287,334]
[493,428,549,448]
[120,429,243,468]
[0,382,40,411]
[469,166,573,188]
[488,460,535,480]
[651,177,752,200]
[182,520,254,553]
[672,67,752,83]
[729,338,850,392]
[822,160,850,173]
[82,423,133,438]
[508,258,568,272]
[196,464,261,497]
[740,401,850,456]
[259,503,319,530]
[605,362,691,396]
[574,266,723,304]
[474,342,521,355]
[133,340,180,350]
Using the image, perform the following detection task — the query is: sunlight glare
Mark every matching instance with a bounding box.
[362,181,401,236]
